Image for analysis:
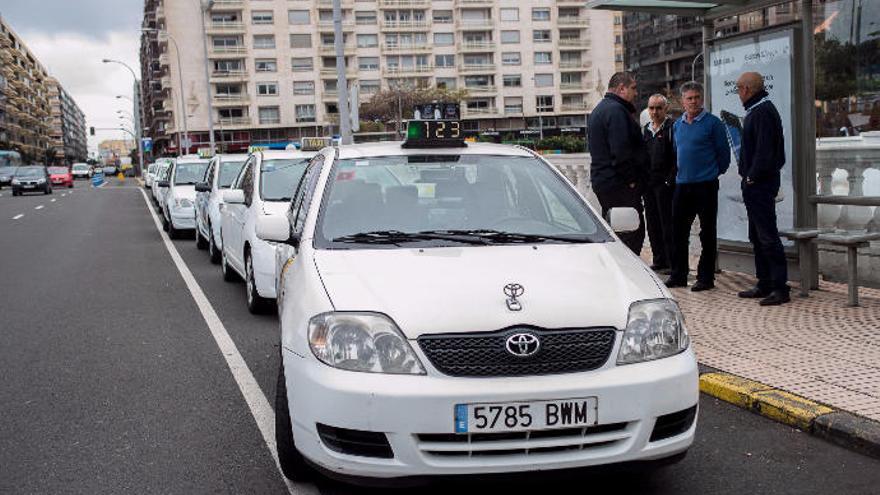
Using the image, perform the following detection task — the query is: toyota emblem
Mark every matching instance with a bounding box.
[503,283,525,311]
[505,333,541,358]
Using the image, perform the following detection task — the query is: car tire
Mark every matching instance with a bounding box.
[68,183,73,189]
[246,254,272,314]
[168,222,180,240]
[195,225,208,250]
[161,209,170,232]
[221,248,237,282]
[275,358,314,482]
[208,226,221,265]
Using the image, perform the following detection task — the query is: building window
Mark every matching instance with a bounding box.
[500,30,520,44]
[532,8,550,21]
[295,104,316,123]
[219,108,245,119]
[534,52,552,64]
[433,10,453,23]
[500,8,518,22]
[288,10,310,24]
[293,81,315,95]
[291,57,313,71]
[258,107,280,124]
[290,34,312,48]
[358,56,379,70]
[212,36,241,48]
[435,54,454,68]
[536,95,554,113]
[504,97,523,114]
[501,52,520,66]
[502,74,521,88]
[360,79,381,94]
[253,35,276,49]
[255,59,277,72]
[355,11,377,25]
[533,30,551,43]
[252,11,273,25]
[214,59,243,73]
[257,82,279,96]
[534,74,553,87]
[433,33,454,46]
[357,34,378,48]
[436,77,456,89]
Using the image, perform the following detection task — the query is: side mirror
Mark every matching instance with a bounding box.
[609,207,640,233]
[195,182,211,193]
[157,180,170,188]
[222,189,245,205]
[256,215,299,246]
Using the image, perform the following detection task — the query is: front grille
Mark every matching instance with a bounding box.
[417,422,630,459]
[417,327,616,377]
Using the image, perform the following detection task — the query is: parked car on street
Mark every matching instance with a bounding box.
[48,166,74,188]
[151,161,172,206]
[71,163,92,180]
[11,166,52,196]
[263,116,698,484]
[103,164,118,176]
[144,163,158,188]
[194,154,248,263]
[159,156,210,238]
[0,166,15,189]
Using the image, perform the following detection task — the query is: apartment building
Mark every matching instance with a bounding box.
[140,0,620,155]
[47,77,88,164]
[0,15,52,163]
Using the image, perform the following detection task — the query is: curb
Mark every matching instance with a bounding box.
[698,370,880,459]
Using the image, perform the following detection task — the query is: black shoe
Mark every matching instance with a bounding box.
[664,278,687,288]
[738,287,770,299]
[690,281,715,292]
[759,291,790,306]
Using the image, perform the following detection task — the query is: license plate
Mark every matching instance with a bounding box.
[23,184,34,189]
[454,397,598,434]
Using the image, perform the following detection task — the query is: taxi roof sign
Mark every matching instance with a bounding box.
[300,137,332,152]
[403,102,466,149]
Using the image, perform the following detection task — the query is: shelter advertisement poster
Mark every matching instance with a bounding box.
[708,29,795,244]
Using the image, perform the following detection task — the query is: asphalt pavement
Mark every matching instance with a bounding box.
[1,178,879,494]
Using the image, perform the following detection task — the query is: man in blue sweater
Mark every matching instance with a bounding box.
[665,81,731,291]
[735,72,789,306]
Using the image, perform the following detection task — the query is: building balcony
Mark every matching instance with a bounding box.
[210,45,247,56]
[382,65,434,76]
[381,42,432,54]
[319,67,358,77]
[558,17,590,27]
[455,0,494,5]
[159,53,170,66]
[213,94,250,106]
[206,22,246,34]
[560,102,589,112]
[458,41,496,52]
[0,50,12,63]
[458,63,496,73]
[318,20,356,32]
[457,19,494,30]
[319,44,357,55]
[463,107,498,117]
[380,20,430,31]
[558,38,591,48]
[210,0,244,9]
[317,0,354,5]
[378,0,429,8]
[464,85,496,94]
[217,116,251,127]
[559,61,592,70]
[209,70,249,81]
[560,82,588,92]
[156,4,165,20]
[161,76,172,89]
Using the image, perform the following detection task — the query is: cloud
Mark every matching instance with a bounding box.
[0,0,141,40]
[21,31,142,152]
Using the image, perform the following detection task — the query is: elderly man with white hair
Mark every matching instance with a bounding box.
[642,93,676,273]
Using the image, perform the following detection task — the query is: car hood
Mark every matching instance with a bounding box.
[313,242,664,339]
[50,173,70,178]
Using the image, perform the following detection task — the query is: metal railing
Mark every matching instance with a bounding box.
[217,116,251,126]
[459,41,496,51]
[383,65,435,75]
[558,17,590,27]
[458,64,496,73]
[380,20,430,30]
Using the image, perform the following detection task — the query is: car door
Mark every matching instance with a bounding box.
[198,159,216,235]
[226,157,254,273]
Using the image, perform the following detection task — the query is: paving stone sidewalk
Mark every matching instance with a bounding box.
[668,269,880,423]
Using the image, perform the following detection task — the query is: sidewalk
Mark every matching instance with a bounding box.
[663,261,880,457]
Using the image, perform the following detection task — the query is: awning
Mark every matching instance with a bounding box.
[585,0,789,20]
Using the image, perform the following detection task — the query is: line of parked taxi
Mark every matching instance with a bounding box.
[143,108,698,487]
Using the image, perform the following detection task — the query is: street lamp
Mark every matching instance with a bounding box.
[102,58,145,175]
[199,0,217,154]
[142,28,189,156]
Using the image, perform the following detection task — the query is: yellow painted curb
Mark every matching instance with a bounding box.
[699,372,834,431]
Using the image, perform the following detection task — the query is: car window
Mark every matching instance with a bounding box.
[16,167,45,178]
[218,160,246,189]
[260,159,309,202]
[315,154,609,248]
[174,161,210,185]
[289,155,325,234]
[48,167,68,174]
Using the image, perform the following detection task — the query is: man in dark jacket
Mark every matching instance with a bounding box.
[735,72,789,306]
[642,94,676,272]
[588,72,649,254]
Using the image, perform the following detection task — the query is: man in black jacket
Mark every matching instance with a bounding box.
[588,72,649,254]
[735,72,789,306]
[642,94,676,272]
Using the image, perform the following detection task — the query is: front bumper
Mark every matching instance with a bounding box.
[283,347,698,479]
[170,207,196,230]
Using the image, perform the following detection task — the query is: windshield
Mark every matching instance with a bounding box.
[16,167,45,178]
[0,167,14,175]
[174,161,210,185]
[317,155,609,248]
[219,161,246,188]
[260,159,308,201]
[48,167,68,174]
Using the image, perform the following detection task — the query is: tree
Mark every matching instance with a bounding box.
[359,86,469,124]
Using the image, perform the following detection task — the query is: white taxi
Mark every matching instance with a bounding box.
[220,144,324,313]
[159,156,210,239]
[194,154,248,263]
[260,107,698,483]
[151,160,172,206]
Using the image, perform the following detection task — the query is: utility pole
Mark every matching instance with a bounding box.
[102,59,144,176]
[200,0,217,155]
[143,28,189,156]
[333,0,353,144]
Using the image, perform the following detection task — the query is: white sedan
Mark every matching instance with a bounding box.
[160,156,210,239]
[194,154,248,263]
[261,136,698,483]
[71,163,92,180]
[151,161,172,206]
[220,148,319,313]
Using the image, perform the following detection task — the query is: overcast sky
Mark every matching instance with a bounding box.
[0,1,143,154]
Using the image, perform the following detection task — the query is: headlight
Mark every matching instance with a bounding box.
[175,198,194,208]
[37,178,46,183]
[308,312,426,375]
[617,299,689,365]
[12,178,20,184]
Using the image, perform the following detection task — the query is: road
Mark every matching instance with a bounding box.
[1,179,878,494]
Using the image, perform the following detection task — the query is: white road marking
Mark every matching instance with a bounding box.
[138,189,312,495]
[61,193,67,197]
[13,214,23,220]
[51,199,57,203]
[35,205,44,210]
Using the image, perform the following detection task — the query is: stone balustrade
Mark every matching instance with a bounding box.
[816,131,880,232]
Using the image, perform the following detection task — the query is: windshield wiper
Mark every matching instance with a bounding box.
[332,230,487,246]
[420,229,595,244]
